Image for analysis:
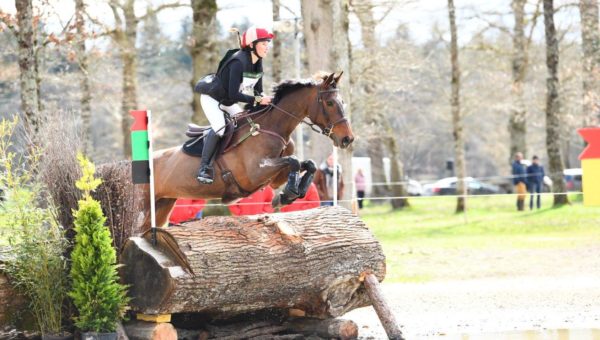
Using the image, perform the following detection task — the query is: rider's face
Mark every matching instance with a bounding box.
[254,40,270,58]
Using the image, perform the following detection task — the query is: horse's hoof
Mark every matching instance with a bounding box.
[196,176,214,184]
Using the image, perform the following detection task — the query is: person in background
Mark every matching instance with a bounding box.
[354,168,366,209]
[228,186,275,215]
[280,182,320,212]
[314,154,344,206]
[526,155,545,210]
[169,198,206,225]
[511,152,527,211]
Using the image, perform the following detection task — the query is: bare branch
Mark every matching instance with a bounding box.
[138,2,187,22]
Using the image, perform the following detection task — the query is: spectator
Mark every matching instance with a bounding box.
[314,154,344,206]
[169,198,206,225]
[228,186,275,215]
[354,169,366,209]
[280,183,320,212]
[511,152,527,211]
[526,155,545,210]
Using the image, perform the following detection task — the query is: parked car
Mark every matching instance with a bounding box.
[426,177,504,196]
[563,168,582,191]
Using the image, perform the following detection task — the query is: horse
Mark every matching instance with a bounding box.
[141,72,354,230]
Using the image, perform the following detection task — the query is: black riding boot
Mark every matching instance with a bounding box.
[197,129,220,184]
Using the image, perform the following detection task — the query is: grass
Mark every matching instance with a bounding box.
[360,194,600,283]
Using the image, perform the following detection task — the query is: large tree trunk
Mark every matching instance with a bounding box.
[301,0,335,165]
[543,0,569,206]
[119,0,138,158]
[331,0,354,210]
[75,0,93,155]
[15,0,40,134]
[387,137,409,209]
[448,0,467,213]
[190,0,217,125]
[509,0,528,160]
[579,0,600,127]
[272,0,282,83]
[120,206,385,318]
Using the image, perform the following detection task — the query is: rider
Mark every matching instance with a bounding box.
[196,26,274,184]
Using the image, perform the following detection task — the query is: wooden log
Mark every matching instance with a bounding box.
[363,273,404,340]
[120,206,385,319]
[117,321,130,340]
[122,321,177,340]
[283,318,358,339]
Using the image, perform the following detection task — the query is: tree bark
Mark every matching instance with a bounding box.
[272,0,282,84]
[190,0,217,125]
[448,0,467,213]
[118,0,138,158]
[543,0,569,206]
[120,206,385,318]
[509,0,528,160]
[15,0,40,134]
[579,0,600,127]
[75,0,93,155]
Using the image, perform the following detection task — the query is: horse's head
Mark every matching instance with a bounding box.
[308,72,355,149]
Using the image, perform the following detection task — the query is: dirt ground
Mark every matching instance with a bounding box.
[344,245,600,339]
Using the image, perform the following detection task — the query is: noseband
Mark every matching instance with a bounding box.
[270,88,348,137]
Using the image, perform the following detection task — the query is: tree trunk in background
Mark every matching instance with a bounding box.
[543,0,569,206]
[448,0,466,213]
[386,136,409,209]
[509,0,528,161]
[190,0,217,125]
[301,0,334,165]
[271,0,282,83]
[118,0,138,158]
[353,0,394,203]
[579,0,600,127]
[15,0,40,134]
[331,0,354,210]
[75,0,93,155]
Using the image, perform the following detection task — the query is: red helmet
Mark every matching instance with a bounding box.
[241,26,274,48]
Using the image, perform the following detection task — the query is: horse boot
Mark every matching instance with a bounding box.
[297,160,317,198]
[197,129,220,184]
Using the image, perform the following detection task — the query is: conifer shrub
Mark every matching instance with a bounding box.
[69,153,128,333]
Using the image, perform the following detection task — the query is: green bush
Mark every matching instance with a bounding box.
[69,153,128,333]
[0,117,68,335]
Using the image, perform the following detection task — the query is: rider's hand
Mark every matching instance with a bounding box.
[260,96,273,105]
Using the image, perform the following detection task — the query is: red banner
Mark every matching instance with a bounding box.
[578,127,600,160]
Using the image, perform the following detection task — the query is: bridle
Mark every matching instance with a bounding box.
[269,87,348,137]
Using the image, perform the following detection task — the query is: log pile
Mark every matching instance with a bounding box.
[120,206,386,318]
[120,206,401,339]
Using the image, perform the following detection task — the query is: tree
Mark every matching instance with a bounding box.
[75,0,93,154]
[352,0,408,209]
[190,0,217,125]
[86,0,184,156]
[448,0,467,213]
[509,0,528,160]
[578,0,600,127]
[272,0,282,83]
[0,0,42,133]
[542,0,568,206]
[301,0,354,209]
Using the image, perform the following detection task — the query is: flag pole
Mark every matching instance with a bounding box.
[147,110,157,245]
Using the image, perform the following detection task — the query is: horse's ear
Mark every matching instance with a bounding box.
[333,71,343,84]
[323,73,335,88]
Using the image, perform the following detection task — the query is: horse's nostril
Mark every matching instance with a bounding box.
[342,136,353,146]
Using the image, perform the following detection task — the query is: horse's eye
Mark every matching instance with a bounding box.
[326,100,334,106]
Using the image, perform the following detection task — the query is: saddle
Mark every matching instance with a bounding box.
[181,122,236,157]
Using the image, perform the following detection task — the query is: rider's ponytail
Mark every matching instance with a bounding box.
[229,27,242,49]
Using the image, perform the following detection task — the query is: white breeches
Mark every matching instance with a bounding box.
[200,94,242,137]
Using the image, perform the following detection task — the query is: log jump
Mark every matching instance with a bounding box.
[119,206,402,338]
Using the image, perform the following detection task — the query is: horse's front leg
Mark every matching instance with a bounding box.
[271,158,317,208]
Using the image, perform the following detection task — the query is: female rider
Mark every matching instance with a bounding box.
[196,26,274,184]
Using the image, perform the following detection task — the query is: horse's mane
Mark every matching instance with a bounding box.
[272,78,317,105]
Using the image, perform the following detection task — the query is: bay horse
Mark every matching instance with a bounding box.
[141,72,354,230]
